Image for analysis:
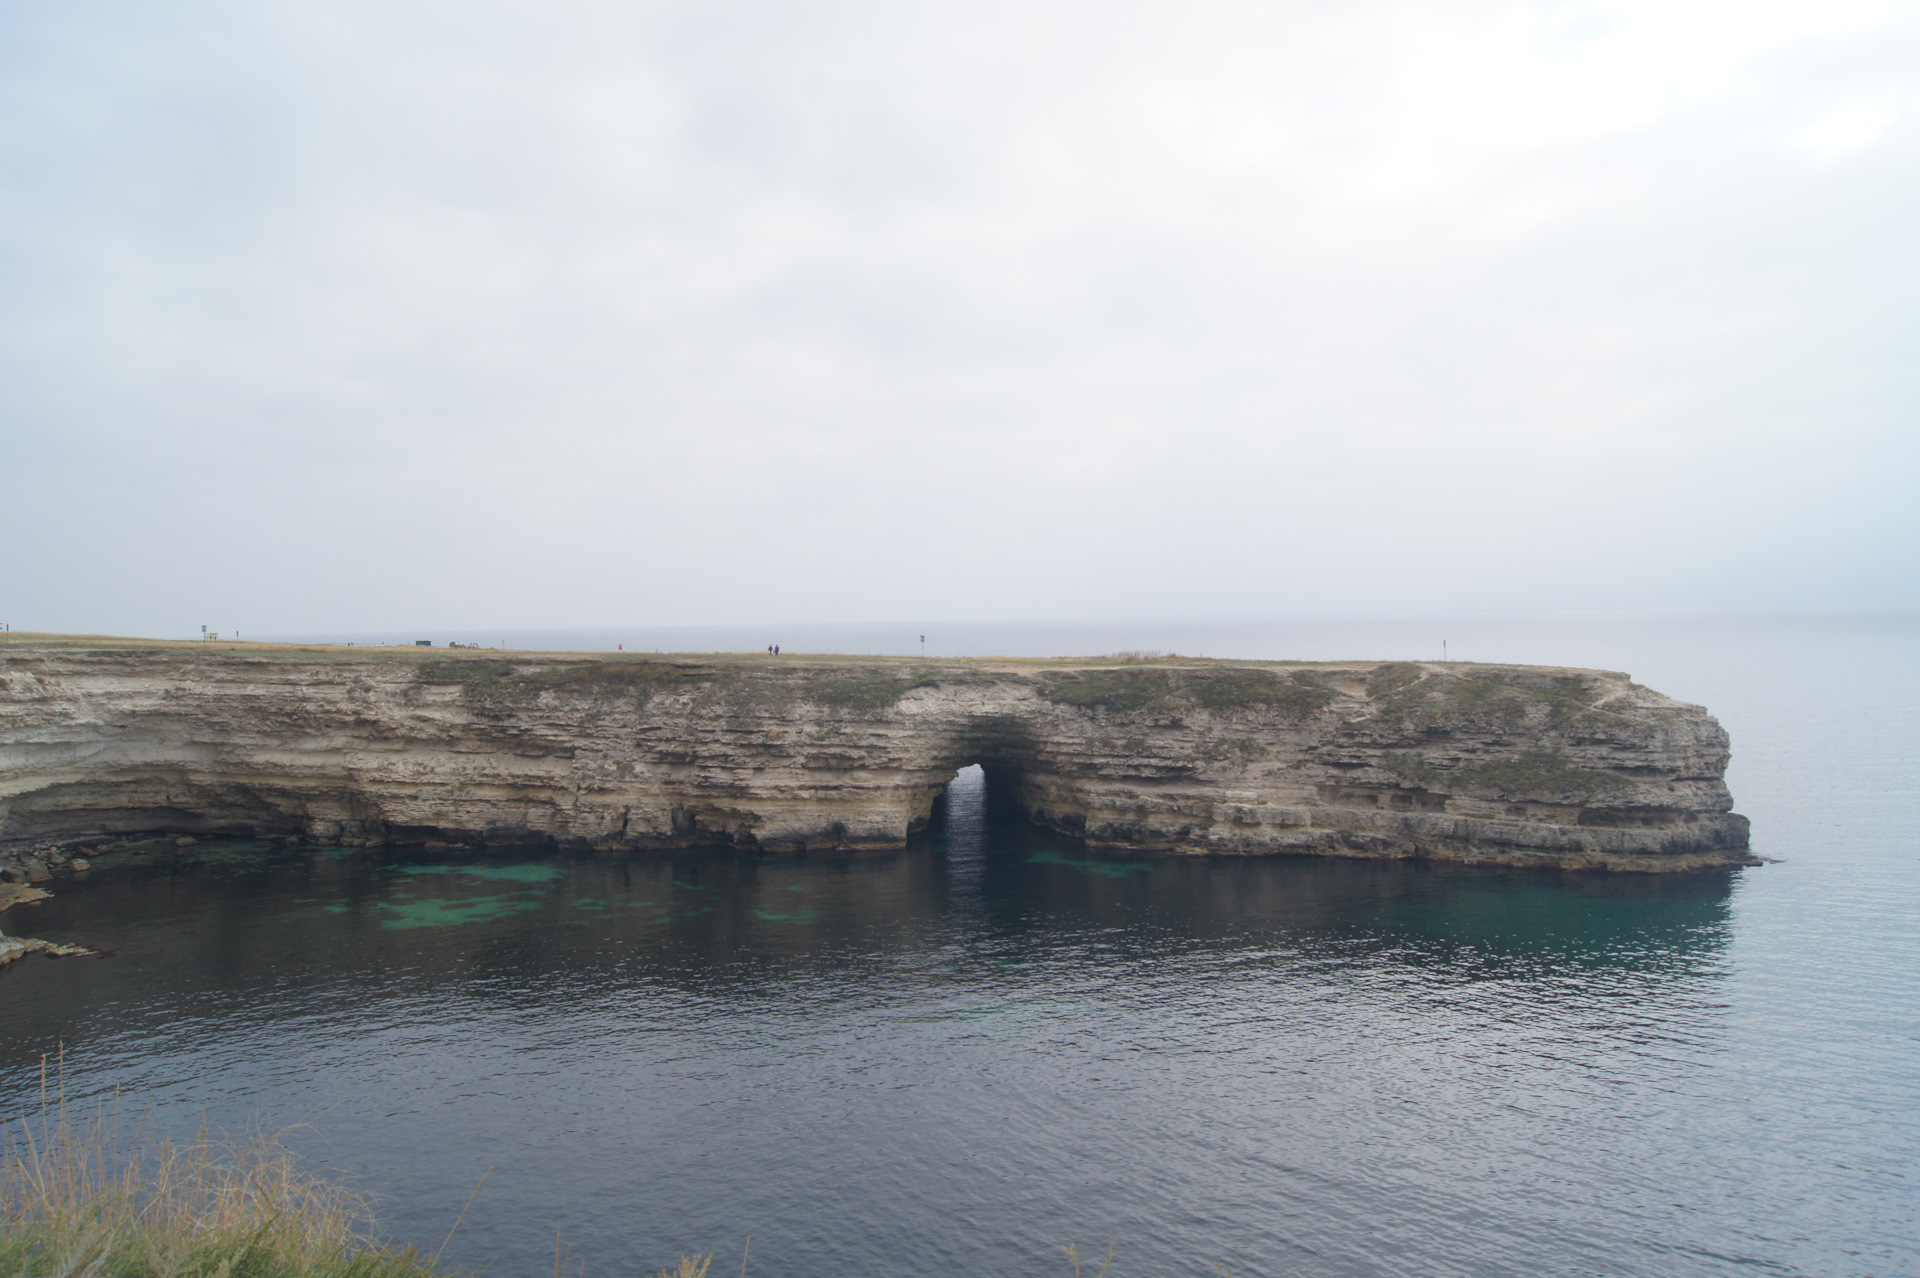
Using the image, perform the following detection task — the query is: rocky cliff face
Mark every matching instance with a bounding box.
[0,639,1753,871]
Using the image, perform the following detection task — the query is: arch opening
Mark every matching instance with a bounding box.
[936,764,990,860]
[926,757,1047,855]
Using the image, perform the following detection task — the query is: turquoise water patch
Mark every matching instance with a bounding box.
[455,864,564,883]
[174,844,277,872]
[672,880,707,891]
[394,863,563,883]
[1025,851,1153,879]
[378,896,543,930]
[752,909,819,924]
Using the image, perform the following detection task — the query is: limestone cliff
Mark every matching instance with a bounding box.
[0,638,1753,871]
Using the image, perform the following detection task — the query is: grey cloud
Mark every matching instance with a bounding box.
[2,0,1916,635]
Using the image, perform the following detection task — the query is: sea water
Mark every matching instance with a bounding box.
[3,612,1916,1277]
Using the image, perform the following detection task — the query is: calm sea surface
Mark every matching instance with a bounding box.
[4,613,1917,1277]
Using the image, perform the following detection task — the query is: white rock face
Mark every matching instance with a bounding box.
[0,641,1752,871]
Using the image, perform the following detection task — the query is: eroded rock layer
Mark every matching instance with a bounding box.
[0,639,1753,871]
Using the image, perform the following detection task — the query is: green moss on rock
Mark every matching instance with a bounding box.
[1373,667,1623,729]
[1453,751,1628,801]
[1187,670,1337,715]
[1380,751,1438,786]
[1365,662,1426,698]
[418,659,937,717]
[1037,667,1335,717]
[1037,668,1180,713]
[796,670,933,714]
[417,659,697,706]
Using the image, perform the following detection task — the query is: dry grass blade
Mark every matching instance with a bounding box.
[431,1168,491,1266]
[649,1255,712,1278]
[1062,1242,1115,1278]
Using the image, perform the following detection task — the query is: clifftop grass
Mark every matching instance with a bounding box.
[416,659,694,707]
[415,660,938,716]
[1372,666,1629,729]
[1038,668,1337,717]
[412,655,1623,729]
[8,634,1646,732]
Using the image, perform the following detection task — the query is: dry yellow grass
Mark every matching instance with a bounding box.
[0,1064,448,1278]
[3,1065,1225,1277]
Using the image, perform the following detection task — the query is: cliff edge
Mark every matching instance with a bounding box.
[0,637,1753,872]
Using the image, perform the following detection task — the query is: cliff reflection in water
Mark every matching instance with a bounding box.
[0,764,1744,1278]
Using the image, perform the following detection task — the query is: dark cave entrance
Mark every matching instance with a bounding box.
[926,761,1035,864]
[934,764,990,858]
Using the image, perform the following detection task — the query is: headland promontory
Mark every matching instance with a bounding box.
[0,636,1753,872]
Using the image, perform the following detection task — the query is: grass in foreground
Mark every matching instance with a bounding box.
[4,1071,1226,1278]
[0,1078,449,1278]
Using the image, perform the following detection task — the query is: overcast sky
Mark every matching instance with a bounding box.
[3,0,1916,637]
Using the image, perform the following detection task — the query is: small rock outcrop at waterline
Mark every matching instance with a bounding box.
[0,637,1753,872]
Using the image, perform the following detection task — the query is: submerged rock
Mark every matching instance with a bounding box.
[0,933,102,966]
[0,883,53,911]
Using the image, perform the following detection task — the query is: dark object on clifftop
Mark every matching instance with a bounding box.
[0,638,1752,872]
